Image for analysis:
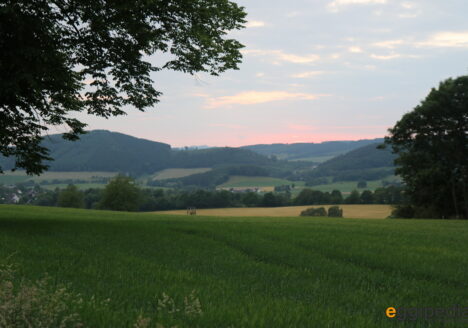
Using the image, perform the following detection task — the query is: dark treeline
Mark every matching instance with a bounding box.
[2,182,406,212]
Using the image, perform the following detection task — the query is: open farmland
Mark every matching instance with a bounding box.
[306,177,400,193]
[0,171,117,185]
[0,171,116,182]
[151,168,212,180]
[156,204,393,219]
[218,175,298,188]
[0,205,466,327]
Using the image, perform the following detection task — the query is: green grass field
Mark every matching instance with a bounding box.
[290,154,339,163]
[41,183,108,190]
[0,205,466,327]
[0,171,117,184]
[218,176,297,188]
[307,178,394,193]
[216,175,399,195]
[150,168,212,180]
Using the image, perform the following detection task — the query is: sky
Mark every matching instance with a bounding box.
[69,0,468,147]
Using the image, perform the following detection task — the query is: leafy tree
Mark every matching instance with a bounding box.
[83,188,102,209]
[262,192,279,207]
[242,192,261,207]
[305,177,328,186]
[345,190,360,204]
[383,76,468,219]
[357,181,367,188]
[0,0,246,174]
[33,189,59,207]
[330,190,343,204]
[294,189,326,205]
[99,175,140,211]
[57,184,84,208]
[359,190,373,204]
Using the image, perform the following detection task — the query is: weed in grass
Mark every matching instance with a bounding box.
[133,291,202,328]
[0,263,83,328]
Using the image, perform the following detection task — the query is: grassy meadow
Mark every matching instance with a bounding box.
[308,177,399,194]
[0,205,466,327]
[214,174,400,195]
[0,171,117,190]
[218,176,300,188]
[0,171,117,183]
[150,168,212,180]
[157,204,393,219]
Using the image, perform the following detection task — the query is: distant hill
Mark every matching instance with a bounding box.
[0,130,274,175]
[242,138,384,162]
[1,131,395,184]
[41,130,172,173]
[171,147,272,168]
[307,142,396,182]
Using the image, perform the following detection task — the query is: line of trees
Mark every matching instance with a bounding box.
[7,176,406,211]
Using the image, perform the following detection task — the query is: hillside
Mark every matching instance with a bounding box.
[307,142,396,182]
[242,138,384,162]
[43,130,172,174]
[171,147,272,168]
[0,130,275,175]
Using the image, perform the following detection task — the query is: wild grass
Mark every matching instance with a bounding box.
[0,205,466,327]
[0,262,83,327]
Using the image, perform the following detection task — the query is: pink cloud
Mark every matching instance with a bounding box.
[205,91,329,109]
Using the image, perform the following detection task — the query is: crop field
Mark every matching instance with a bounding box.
[218,175,297,188]
[290,154,340,163]
[295,176,400,194]
[40,183,108,190]
[0,171,117,184]
[151,168,212,180]
[0,205,466,327]
[156,204,393,219]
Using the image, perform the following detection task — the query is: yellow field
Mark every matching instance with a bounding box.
[156,204,393,219]
[151,168,212,180]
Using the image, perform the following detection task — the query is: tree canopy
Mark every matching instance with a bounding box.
[0,0,246,174]
[384,76,468,219]
[99,175,140,211]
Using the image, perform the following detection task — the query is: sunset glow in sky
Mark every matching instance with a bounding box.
[69,0,468,147]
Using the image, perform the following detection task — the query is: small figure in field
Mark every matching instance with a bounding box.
[187,207,197,215]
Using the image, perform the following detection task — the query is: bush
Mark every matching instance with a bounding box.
[300,207,327,217]
[328,206,343,217]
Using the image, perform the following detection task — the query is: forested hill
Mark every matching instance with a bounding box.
[171,147,272,168]
[242,138,384,161]
[306,142,396,182]
[0,130,275,174]
[42,130,172,173]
